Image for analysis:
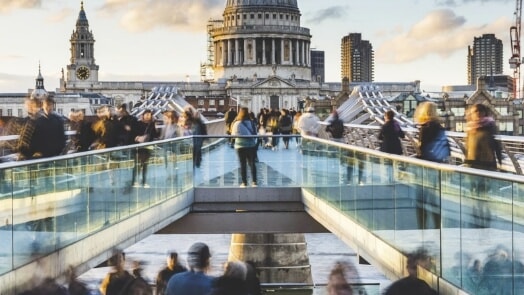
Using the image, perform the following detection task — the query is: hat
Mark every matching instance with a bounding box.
[305,107,315,113]
[187,242,211,269]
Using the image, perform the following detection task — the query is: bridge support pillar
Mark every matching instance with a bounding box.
[227,233,313,284]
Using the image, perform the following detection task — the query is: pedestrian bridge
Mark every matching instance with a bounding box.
[1,131,524,295]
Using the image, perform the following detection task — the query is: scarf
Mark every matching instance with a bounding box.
[465,116,495,132]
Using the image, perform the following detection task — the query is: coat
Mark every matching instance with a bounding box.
[379,120,404,155]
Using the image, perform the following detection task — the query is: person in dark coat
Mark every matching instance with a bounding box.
[131,109,159,187]
[278,109,293,149]
[115,103,138,146]
[209,261,248,295]
[378,110,404,155]
[91,106,119,150]
[245,261,261,295]
[156,252,187,295]
[385,249,437,295]
[326,111,345,143]
[69,110,95,152]
[99,250,134,295]
[16,97,41,160]
[32,97,66,158]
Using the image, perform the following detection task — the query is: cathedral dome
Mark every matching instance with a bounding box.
[225,0,298,9]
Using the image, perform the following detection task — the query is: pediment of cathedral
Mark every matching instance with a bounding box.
[252,76,295,89]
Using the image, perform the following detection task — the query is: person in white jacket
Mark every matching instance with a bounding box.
[297,107,320,136]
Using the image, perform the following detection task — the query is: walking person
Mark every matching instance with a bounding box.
[413,102,445,228]
[384,249,437,295]
[297,107,320,137]
[180,108,207,168]
[224,107,237,147]
[131,109,158,188]
[99,249,134,295]
[464,103,502,200]
[91,105,119,150]
[278,109,293,149]
[156,251,187,295]
[115,103,137,146]
[166,242,215,295]
[326,110,345,143]
[69,110,95,153]
[231,107,258,187]
[464,103,502,171]
[292,110,302,146]
[378,110,405,155]
[160,111,180,171]
[326,262,353,295]
[209,261,249,295]
[17,97,66,160]
[413,102,450,163]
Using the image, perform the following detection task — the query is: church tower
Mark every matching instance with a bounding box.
[65,1,99,91]
[31,63,49,100]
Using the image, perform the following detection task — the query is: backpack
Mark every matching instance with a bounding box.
[422,129,450,163]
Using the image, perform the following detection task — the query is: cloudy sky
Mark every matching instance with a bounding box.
[0,0,515,92]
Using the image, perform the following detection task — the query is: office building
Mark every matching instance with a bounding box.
[467,33,503,85]
[310,49,325,83]
[341,33,374,82]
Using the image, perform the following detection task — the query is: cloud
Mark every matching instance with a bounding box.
[305,6,348,24]
[0,0,41,13]
[46,7,72,23]
[0,54,24,61]
[407,9,466,39]
[376,9,511,64]
[98,0,224,32]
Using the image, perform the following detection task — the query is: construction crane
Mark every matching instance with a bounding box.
[510,0,522,99]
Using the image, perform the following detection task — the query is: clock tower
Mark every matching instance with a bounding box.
[65,1,99,90]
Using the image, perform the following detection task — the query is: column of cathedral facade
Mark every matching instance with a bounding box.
[214,37,310,67]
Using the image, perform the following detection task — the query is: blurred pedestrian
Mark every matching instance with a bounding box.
[384,249,437,295]
[379,110,404,155]
[156,251,187,295]
[278,109,293,149]
[209,260,248,295]
[115,103,138,146]
[69,110,95,152]
[166,242,214,295]
[131,109,158,188]
[413,102,449,163]
[245,261,261,295]
[326,110,345,143]
[297,106,320,137]
[327,262,353,295]
[224,107,237,147]
[99,249,134,295]
[464,103,502,171]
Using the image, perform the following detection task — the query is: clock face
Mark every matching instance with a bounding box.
[76,66,90,80]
